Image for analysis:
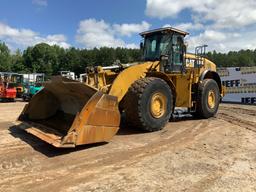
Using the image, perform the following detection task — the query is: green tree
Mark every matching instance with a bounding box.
[0,42,11,71]
[11,49,27,73]
[64,47,82,75]
[23,43,59,76]
[1,41,255,76]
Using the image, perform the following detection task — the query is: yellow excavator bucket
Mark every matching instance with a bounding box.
[17,77,120,148]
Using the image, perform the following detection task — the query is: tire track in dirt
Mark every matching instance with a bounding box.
[0,119,215,192]
[64,118,243,192]
[1,102,255,192]
[39,120,214,191]
[220,106,256,116]
[217,106,256,133]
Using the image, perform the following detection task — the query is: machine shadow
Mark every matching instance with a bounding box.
[9,125,108,157]
[170,114,197,122]
[9,111,198,157]
[117,117,147,135]
[117,111,197,135]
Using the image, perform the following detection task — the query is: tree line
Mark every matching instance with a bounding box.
[0,42,142,77]
[1,41,256,77]
[206,50,256,68]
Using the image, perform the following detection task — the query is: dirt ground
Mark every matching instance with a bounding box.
[0,102,256,192]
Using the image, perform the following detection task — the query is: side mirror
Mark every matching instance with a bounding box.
[140,42,144,50]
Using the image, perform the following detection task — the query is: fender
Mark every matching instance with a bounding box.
[146,71,176,99]
[200,70,222,93]
[108,61,160,102]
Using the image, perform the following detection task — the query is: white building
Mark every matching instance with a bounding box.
[218,67,256,104]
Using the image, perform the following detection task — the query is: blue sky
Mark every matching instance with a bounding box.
[1,0,256,52]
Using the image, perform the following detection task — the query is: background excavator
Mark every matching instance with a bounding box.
[17,27,225,148]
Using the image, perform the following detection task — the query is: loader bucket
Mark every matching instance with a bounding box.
[17,76,121,148]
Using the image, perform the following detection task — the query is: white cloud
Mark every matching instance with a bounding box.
[187,30,227,51]
[202,0,256,29]
[147,0,256,52]
[146,0,256,29]
[0,22,70,49]
[146,0,185,19]
[174,23,203,31]
[126,43,138,49]
[146,0,209,19]
[113,21,151,37]
[76,19,125,48]
[76,18,146,49]
[32,0,47,6]
[186,29,256,52]
[44,34,70,48]
[163,22,203,31]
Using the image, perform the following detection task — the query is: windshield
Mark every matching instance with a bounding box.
[143,34,171,61]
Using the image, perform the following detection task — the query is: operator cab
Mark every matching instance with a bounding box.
[140,27,189,73]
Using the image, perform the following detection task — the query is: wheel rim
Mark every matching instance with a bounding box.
[207,90,216,109]
[150,92,167,118]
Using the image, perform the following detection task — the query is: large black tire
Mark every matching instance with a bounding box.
[123,77,173,132]
[196,79,220,118]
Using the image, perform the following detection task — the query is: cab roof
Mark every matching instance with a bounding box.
[140,27,189,37]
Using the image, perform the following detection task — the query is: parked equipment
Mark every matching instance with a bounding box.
[60,71,75,80]
[14,74,24,98]
[22,73,44,101]
[79,73,87,82]
[18,27,225,147]
[0,72,17,102]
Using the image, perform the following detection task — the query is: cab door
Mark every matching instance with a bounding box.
[167,34,192,108]
[164,34,185,73]
[171,34,184,72]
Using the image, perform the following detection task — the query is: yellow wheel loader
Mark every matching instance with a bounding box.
[17,27,225,147]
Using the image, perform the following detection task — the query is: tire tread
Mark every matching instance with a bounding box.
[123,77,172,131]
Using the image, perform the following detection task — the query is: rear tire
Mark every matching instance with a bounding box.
[195,79,220,118]
[123,77,173,132]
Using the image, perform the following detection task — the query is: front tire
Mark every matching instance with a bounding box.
[123,77,173,132]
[196,79,220,118]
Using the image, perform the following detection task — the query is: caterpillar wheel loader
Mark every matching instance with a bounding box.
[17,27,225,148]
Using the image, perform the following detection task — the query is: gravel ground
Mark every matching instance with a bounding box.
[0,102,255,192]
